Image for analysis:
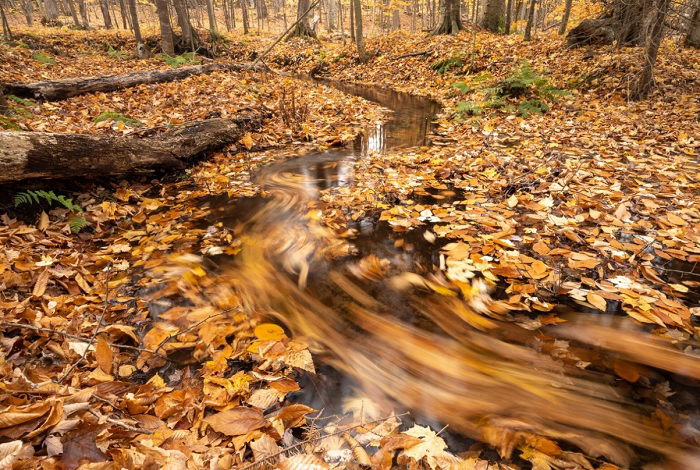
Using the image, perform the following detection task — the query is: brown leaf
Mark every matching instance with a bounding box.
[61,429,106,470]
[32,269,50,297]
[204,406,266,436]
[277,404,315,429]
[95,337,113,374]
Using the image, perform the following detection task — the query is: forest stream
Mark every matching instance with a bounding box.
[193,80,700,468]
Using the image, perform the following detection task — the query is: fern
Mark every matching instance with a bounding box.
[68,216,88,233]
[94,111,143,128]
[431,56,463,75]
[32,52,56,65]
[159,52,199,68]
[107,46,127,59]
[15,190,88,233]
[8,95,34,107]
[15,190,83,213]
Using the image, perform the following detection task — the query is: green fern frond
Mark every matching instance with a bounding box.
[14,190,83,212]
[68,216,88,233]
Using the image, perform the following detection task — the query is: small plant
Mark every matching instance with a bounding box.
[431,55,463,75]
[452,63,568,120]
[14,190,88,233]
[107,46,127,59]
[94,111,143,128]
[32,52,56,65]
[159,51,199,67]
[8,95,34,107]
[0,115,21,130]
[278,89,309,131]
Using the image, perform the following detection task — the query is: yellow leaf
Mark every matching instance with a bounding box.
[254,323,286,341]
[240,133,254,150]
[587,292,607,311]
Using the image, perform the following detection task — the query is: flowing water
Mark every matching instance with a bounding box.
[196,80,700,467]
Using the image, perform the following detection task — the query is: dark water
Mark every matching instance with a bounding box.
[193,80,700,466]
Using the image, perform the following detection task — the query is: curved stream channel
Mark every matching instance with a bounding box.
[195,80,700,466]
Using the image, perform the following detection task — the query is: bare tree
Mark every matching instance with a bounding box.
[100,0,113,28]
[287,0,317,38]
[66,0,82,27]
[483,0,505,32]
[127,0,146,55]
[632,0,671,99]
[206,0,218,32]
[78,0,90,27]
[430,0,463,34]
[242,0,251,33]
[155,0,175,54]
[524,0,536,40]
[558,0,572,34]
[19,0,33,25]
[0,0,12,40]
[44,0,60,20]
[505,0,513,33]
[353,0,366,59]
[686,0,700,48]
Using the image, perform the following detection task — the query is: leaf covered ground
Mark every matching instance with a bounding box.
[0,26,699,470]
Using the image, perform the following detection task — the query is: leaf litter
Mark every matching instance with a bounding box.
[0,24,699,470]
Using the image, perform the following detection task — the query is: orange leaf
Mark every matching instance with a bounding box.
[204,407,266,436]
[95,337,113,374]
[32,270,50,297]
[254,323,286,341]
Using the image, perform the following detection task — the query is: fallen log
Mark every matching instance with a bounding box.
[0,108,268,183]
[2,63,262,102]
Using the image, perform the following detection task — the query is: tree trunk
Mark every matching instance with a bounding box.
[100,0,113,28]
[127,0,142,45]
[66,0,81,26]
[287,0,317,38]
[632,0,670,99]
[172,0,195,47]
[353,0,366,60]
[505,0,512,33]
[0,110,268,183]
[686,1,700,48]
[430,0,462,34]
[20,0,34,25]
[523,0,536,40]
[155,0,175,54]
[241,0,250,33]
[45,0,60,19]
[206,0,217,32]
[482,0,504,32]
[119,0,130,28]
[4,64,257,101]
[349,0,355,40]
[558,0,572,34]
[0,1,11,41]
[78,0,90,27]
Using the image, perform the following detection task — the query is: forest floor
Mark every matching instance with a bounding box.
[0,26,699,470]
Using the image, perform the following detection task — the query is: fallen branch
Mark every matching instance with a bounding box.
[3,63,263,101]
[239,412,408,469]
[0,108,269,183]
[394,50,433,60]
[0,321,170,362]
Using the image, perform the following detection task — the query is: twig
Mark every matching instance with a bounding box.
[239,412,409,470]
[88,409,154,434]
[154,307,240,355]
[0,321,170,362]
[394,50,433,60]
[252,0,321,67]
[56,264,112,384]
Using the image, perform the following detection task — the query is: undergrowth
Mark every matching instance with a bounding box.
[15,190,88,233]
[94,111,144,128]
[453,63,569,119]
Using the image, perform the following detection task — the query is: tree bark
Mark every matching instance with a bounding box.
[686,1,700,48]
[20,0,34,25]
[0,1,12,40]
[78,0,89,27]
[430,0,463,35]
[287,0,317,38]
[100,0,113,28]
[119,0,130,28]
[482,0,505,32]
[173,0,195,47]
[0,110,269,183]
[353,0,366,60]
[66,0,82,26]
[558,0,572,34]
[206,0,218,32]
[155,0,175,54]
[127,0,142,45]
[632,0,670,99]
[524,0,536,40]
[45,0,60,19]
[4,64,259,102]
[242,0,251,33]
[505,0,512,33]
